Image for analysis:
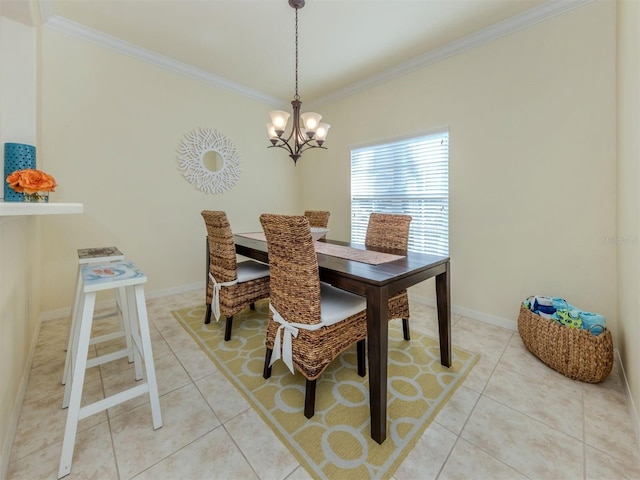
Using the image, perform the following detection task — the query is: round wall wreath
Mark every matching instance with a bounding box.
[177,128,241,194]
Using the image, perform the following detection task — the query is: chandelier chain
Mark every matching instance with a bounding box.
[266,0,328,165]
[294,7,299,100]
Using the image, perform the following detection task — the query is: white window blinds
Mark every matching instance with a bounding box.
[351,130,449,256]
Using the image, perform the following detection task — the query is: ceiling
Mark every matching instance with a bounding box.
[3,0,586,106]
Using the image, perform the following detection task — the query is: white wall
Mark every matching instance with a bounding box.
[300,1,617,333]
[0,17,36,157]
[616,0,640,437]
[0,16,41,475]
[39,28,301,314]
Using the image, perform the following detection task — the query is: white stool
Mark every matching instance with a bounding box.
[58,260,162,479]
[62,247,126,385]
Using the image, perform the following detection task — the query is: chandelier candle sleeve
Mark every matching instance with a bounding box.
[269,111,290,134]
[266,0,330,165]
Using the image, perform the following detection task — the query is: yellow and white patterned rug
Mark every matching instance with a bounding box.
[172,300,478,480]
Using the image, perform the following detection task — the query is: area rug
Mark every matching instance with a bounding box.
[172,301,478,480]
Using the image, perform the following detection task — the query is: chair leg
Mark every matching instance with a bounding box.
[357,340,366,377]
[263,348,273,379]
[250,303,256,311]
[402,318,411,341]
[224,316,234,341]
[204,304,212,325]
[304,379,317,419]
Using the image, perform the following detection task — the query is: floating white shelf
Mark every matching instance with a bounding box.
[0,201,84,216]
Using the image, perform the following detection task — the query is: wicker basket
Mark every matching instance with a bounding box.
[517,305,613,383]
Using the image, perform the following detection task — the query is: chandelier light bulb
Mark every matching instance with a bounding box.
[301,112,322,132]
[315,123,331,142]
[266,123,278,140]
[269,111,290,132]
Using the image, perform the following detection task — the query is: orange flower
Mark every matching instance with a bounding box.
[6,169,57,194]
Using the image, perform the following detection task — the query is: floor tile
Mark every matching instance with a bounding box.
[195,370,250,423]
[163,323,204,352]
[497,333,572,384]
[585,444,640,480]
[11,380,106,462]
[24,359,99,406]
[460,355,495,394]
[131,426,258,480]
[173,342,218,381]
[451,317,513,364]
[110,383,220,479]
[461,396,584,479]
[149,312,181,333]
[394,421,457,480]
[434,385,480,435]
[583,383,640,465]
[224,408,300,480]
[438,437,528,480]
[483,364,584,440]
[104,351,191,419]
[7,421,117,480]
[32,335,67,370]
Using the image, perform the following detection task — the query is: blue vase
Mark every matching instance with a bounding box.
[4,143,36,202]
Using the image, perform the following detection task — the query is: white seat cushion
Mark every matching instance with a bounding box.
[237,260,270,282]
[319,283,366,326]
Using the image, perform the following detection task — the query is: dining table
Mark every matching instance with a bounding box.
[227,233,452,445]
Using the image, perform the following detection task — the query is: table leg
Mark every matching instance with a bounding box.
[366,284,389,444]
[435,261,452,367]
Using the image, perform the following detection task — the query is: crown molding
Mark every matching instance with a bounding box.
[38,0,54,23]
[41,14,284,107]
[38,0,593,109]
[310,0,595,107]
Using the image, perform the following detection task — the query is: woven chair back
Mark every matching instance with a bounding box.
[260,214,322,326]
[303,210,330,228]
[365,213,412,251]
[201,210,238,284]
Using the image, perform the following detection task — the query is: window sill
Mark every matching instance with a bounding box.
[0,201,84,217]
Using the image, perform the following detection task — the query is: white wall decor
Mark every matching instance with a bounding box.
[177,127,241,194]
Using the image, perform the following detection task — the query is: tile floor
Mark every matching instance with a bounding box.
[6,289,640,479]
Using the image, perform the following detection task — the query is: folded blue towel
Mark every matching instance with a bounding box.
[580,311,606,335]
[552,298,570,311]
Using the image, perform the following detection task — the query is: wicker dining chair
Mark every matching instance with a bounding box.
[303,210,330,228]
[365,212,412,340]
[260,214,367,419]
[202,210,270,341]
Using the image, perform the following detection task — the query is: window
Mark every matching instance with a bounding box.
[351,130,449,256]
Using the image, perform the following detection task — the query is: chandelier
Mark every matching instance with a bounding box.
[266,0,330,165]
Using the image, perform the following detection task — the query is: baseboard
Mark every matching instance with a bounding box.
[618,349,640,456]
[408,292,518,331]
[0,318,42,478]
